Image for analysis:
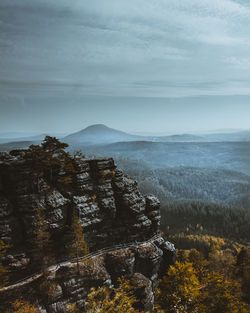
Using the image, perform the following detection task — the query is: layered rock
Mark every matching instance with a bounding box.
[0,151,175,312]
[0,240,174,313]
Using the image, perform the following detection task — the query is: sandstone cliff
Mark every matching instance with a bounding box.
[0,151,175,312]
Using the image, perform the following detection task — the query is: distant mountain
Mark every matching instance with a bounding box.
[1,125,250,152]
[158,130,250,142]
[64,124,141,145]
[158,134,204,142]
[65,124,250,146]
[64,124,210,145]
[204,130,250,142]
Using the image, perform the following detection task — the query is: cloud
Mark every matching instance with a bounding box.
[0,0,250,99]
[226,56,250,68]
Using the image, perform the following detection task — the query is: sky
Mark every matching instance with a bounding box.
[0,0,250,134]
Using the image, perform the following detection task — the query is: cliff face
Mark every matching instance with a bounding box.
[0,151,175,312]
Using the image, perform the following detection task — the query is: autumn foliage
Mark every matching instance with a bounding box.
[84,277,139,313]
[156,245,250,313]
[6,300,38,313]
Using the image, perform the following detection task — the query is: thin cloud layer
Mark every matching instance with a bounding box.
[1,0,250,97]
[0,0,250,132]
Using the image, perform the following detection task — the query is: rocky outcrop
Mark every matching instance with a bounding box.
[0,240,175,313]
[0,151,175,312]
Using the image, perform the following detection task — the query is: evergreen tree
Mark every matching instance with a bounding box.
[67,212,89,274]
[24,136,76,190]
[40,136,69,184]
[236,248,250,303]
[33,205,52,270]
[57,150,76,186]
[236,248,250,274]
[0,239,10,287]
[41,136,68,154]
[23,144,46,192]
[39,270,58,303]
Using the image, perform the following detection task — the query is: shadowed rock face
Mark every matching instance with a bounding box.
[0,152,175,312]
[0,244,171,313]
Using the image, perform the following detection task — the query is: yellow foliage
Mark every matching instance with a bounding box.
[201,272,250,313]
[178,243,250,312]
[84,277,139,313]
[187,249,208,280]
[66,303,81,313]
[6,300,38,313]
[110,169,116,177]
[156,261,201,313]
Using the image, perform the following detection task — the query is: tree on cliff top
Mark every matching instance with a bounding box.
[24,136,75,187]
[41,136,68,154]
[41,136,69,184]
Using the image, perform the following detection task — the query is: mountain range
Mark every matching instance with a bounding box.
[1,124,250,214]
[64,124,250,144]
[1,124,250,147]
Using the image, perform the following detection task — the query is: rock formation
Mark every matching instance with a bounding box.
[0,151,175,312]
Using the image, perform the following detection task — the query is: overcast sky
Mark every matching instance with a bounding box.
[0,0,250,134]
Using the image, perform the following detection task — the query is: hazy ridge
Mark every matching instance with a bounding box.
[1,124,250,210]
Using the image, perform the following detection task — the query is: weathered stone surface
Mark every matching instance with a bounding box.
[146,195,160,210]
[0,152,175,312]
[47,208,64,230]
[134,244,163,280]
[105,248,135,280]
[0,197,13,218]
[3,253,30,270]
[43,190,70,209]
[130,273,154,312]
[0,243,165,312]
[155,239,176,275]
